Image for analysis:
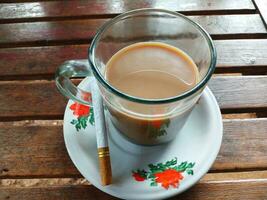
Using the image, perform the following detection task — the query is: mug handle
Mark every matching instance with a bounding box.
[55,59,94,106]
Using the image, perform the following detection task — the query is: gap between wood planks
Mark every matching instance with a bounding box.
[0,70,254,81]
[1,171,267,187]
[2,34,267,49]
[0,111,260,127]
[0,111,266,123]
[0,73,246,81]
[0,111,264,123]
[1,71,267,81]
[0,11,258,24]
[0,70,265,81]
[0,72,265,81]
[0,113,259,127]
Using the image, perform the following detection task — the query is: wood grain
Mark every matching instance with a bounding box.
[214,118,267,171]
[0,45,88,78]
[0,80,67,118]
[0,0,255,22]
[0,177,89,187]
[191,14,266,37]
[176,179,267,200]
[1,39,267,79]
[215,39,267,69]
[0,15,266,48]
[254,0,267,27]
[0,185,116,200]
[0,76,266,118]
[1,118,267,177]
[0,18,106,47]
[1,170,266,186]
[209,76,267,110]
[0,122,79,178]
[222,113,257,119]
[0,171,266,200]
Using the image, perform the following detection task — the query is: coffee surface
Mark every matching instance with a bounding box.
[105,42,199,99]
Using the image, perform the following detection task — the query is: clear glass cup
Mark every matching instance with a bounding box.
[55,8,216,145]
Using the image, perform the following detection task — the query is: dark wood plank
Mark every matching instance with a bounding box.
[0,15,266,48]
[0,121,79,178]
[254,0,267,27]
[1,39,267,79]
[0,18,107,47]
[0,76,266,118]
[176,173,267,200]
[0,80,66,118]
[214,118,267,171]
[0,18,106,47]
[0,185,115,200]
[191,14,266,39]
[1,118,267,177]
[0,0,255,22]
[0,172,266,200]
[0,45,88,78]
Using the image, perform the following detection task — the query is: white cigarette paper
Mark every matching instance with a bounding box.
[91,79,108,148]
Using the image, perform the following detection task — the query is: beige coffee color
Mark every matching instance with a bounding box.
[104,42,199,145]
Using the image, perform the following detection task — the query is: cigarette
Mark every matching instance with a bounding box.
[91,79,112,186]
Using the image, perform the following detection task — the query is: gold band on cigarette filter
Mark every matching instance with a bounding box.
[98,147,112,185]
[98,147,110,158]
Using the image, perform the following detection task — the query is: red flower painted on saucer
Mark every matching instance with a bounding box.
[69,100,94,131]
[70,102,90,117]
[154,169,184,189]
[132,158,195,190]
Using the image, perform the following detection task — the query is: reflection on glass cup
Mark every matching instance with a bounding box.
[55,9,216,145]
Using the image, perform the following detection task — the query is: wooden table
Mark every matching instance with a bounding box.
[1,0,267,199]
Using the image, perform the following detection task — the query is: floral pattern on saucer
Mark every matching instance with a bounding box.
[132,158,195,189]
[70,102,94,131]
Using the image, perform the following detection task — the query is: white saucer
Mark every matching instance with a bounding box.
[63,78,223,200]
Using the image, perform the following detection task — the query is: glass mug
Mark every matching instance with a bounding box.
[55,9,216,145]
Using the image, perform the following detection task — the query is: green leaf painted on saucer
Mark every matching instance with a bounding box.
[132,158,195,190]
